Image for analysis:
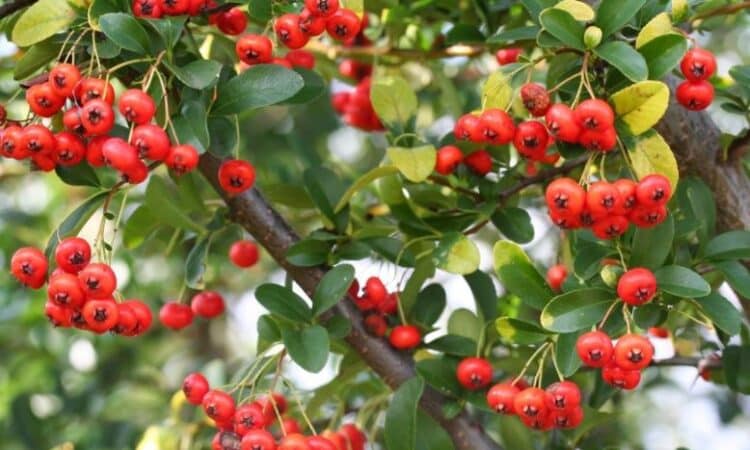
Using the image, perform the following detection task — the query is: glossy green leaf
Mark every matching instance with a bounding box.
[98,13,150,54]
[284,68,326,105]
[496,317,550,344]
[255,284,312,323]
[555,332,583,377]
[433,232,480,275]
[387,146,436,183]
[696,293,742,336]
[14,40,60,80]
[464,270,497,322]
[724,346,750,394]
[629,214,673,269]
[144,176,205,234]
[491,207,534,244]
[55,164,101,188]
[385,377,424,450]
[715,261,750,298]
[595,0,647,38]
[45,191,108,258]
[282,325,329,372]
[539,8,585,50]
[12,0,76,47]
[416,358,461,395]
[594,41,648,82]
[633,303,667,329]
[286,239,331,267]
[447,308,482,342]
[147,16,186,50]
[540,288,616,333]
[213,65,304,115]
[639,33,687,79]
[654,265,711,298]
[122,205,159,249]
[488,25,540,43]
[493,240,553,310]
[425,335,477,356]
[704,231,750,260]
[415,412,455,450]
[335,165,399,212]
[208,116,239,158]
[324,315,352,339]
[313,264,355,316]
[401,257,436,315]
[165,60,222,90]
[411,284,447,328]
[370,76,418,126]
[263,183,314,209]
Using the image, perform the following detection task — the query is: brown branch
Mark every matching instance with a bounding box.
[305,39,486,61]
[692,1,750,21]
[198,153,501,450]
[0,0,36,18]
[727,130,750,162]
[499,154,589,201]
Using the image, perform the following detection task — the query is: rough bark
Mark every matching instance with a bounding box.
[198,154,501,450]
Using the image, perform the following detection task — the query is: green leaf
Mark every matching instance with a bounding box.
[633,303,667,329]
[447,308,482,342]
[704,231,750,260]
[147,16,186,50]
[595,0,647,38]
[335,165,399,212]
[684,177,716,239]
[12,0,75,47]
[208,116,239,158]
[401,257,436,315]
[144,176,206,234]
[325,314,352,339]
[520,0,557,21]
[14,40,60,80]
[496,317,549,344]
[464,270,497,322]
[629,213,673,269]
[491,207,534,244]
[499,415,535,450]
[122,205,159,249]
[594,41,648,82]
[488,25,540,43]
[387,145,436,183]
[98,13,150,54]
[611,81,670,136]
[415,412,455,450]
[696,293,742,336]
[165,60,222,90]
[540,288,616,333]
[286,239,331,267]
[654,265,711,298]
[715,261,750,298]
[313,264,355,317]
[282,325,329,372]
[723,346,750,394]
[493,240,553,310]
[433,232,480,275]
[481,72,512,110]
[370,76,418,127]
[425,335,477,356]
[385,377,424,450]
[255,284,312,323]
[639,33,687,79]
[185,234,212,289]
[283,68,326,105]
[45,191,108,258]
[303,166,348,231]
[627,130,679,190]
[539,8,585,50]
[445,24,485,45]
[411,284,447,328]
[635,12,673,48]
[416,358,461,395]
[264,183,314,209]
[555,332,583,377]
[213,65,304,115]
[554,0,595,21]
[55,164,101,187]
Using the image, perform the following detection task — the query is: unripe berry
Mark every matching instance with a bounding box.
[584,26,602,49]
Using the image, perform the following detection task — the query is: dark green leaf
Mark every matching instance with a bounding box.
[654,265,711,298]
[496,317,549,344]
[385,377,425,450]
[185,234,211,289]
[212,65,304,115]
[255,284,312,323]
[411,284,447,328]
[282,325,329,372]
[445,24,485,44]
[629,213,673,269]
[465,270,497,322]
[488,25,540,43]
[499,415,535,450]
[144,176,205,233]
[286,239,331,267]
[639,33,688,79]
[122,205,159,249]
[303,166,347,230]
[540,288,616,333]
[633,303,667,328]
[520,0,557,22]
[257,315,281,352]
[247,0,272,22]
[696,293,742,336]
[324,315,352,339]
[165,60,222,90]
[401,257,436,315]
[99,13,150,54]
[14,40,60,80]
[493,240,554,310]
[716,261,750,298]
[596,0,648,38]
[263,183,314,209]
[416,358,461,395]
[45,191,108,258]
[723,346,750,394]
[313,264,355,316]
[555,332,582,377]
[425,335,477,356]
[54,164,101,187]
[539,8,585,50]
[283,68,325,104]
[207,116,238,157]
[147,16,186,50]
[704,231,750,261]
[491,207,534,244]
[415,412,455,450]
[594,41,648,82]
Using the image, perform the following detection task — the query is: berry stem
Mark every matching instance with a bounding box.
[598,300,621,330]
[547,72,582,94]
[550,343,565,382]
[512,341,551,386]
[283,378,317,435]
[622,304,634,334]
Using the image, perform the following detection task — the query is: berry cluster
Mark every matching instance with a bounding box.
[10,239,153,335]
[348,277,422,350]
[486,379,584,430]
[331,77,385,131]
[545,174,671,239]
[235,34,317,70]
[182,373,367,450]
[576,331,654,390]
[435,145,494,176]
[133,0,249,36]
[676,48,716,111]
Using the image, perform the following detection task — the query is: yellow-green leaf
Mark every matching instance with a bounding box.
[554,0,595,21]
[335,165,399,212]
[12,0,76,47]
[344,0,364,15]
[387,145,436,183]
[433,232,480,275]
[611,81,669,135]
[671,0,688,21]
[370,76,418,126]
[482,71,512,110]
[628,130,679,189]
[635,12,673,49]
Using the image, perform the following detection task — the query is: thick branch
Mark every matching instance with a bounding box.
[0,0,35,18]
[198,154,501,450]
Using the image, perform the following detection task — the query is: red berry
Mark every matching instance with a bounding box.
[299,8,327,36]
[545,381,581,411]
[579,127,617,152]
[234,403,267,435]
[26,83,65,117]
[236,34,274,65]
[121,299,153,335]
[20,124,56,157]
[617,268,657,306]
[188,0,216,15]
[456,357,493,390]
[286,49,316,69]
[545,178,586,217]
[545,103,581,143]
[118,89,156,125]
[337,59,371,80]
[159,301,194,330]
[241,429,277,450]
[591,215,630,240]
[305,0,339,17]
[389,324,421,350]
[229,240,259,268]
[272,58,294,69]
[480,108,515,145]
[612,179,637,214]
[546,264,567,292]
[338,424,366,450]
[278,433,309,450]
[602,362,641,389]
[306,436,337,450]
[454,114,484,142]
[513,387,549,421]
[586,181,622,218]
[614,334,654,370]
[85,135,107,167]
[82,299,119,333]
[363,277,387,303]
[326,9,361,42]
[80,99,115,136]
[54,237,91,274]
[183,372,210,405]
[275,14,309,50]
[574,99,614,132]
[191,291,225,318]
[434,145,463,175]
[1,125,27,159]
[102,137,140,173]
[676,80,714,111]
[636,174,671,207]
[216,7,247,35]
[513,120,549,160]
[47,272,85,308]
[165,144,199,175]
[550,406,583,429]
[680,48,716,81]
[62,109,85,135]
[576,330,613,368]
[133,0,162,17]
[45,301,74,327]
[112,302,139,335]
[161,0,190,15]
[649,326,669,338]
[53,132,86,166]
[628,204,667,228]
[131,123,171,161]
[32,153,56,172]
[75,77,115,105]
[282,418,302,435]
[520,83,551,117]
[258,392,287,417]
[363,313,387,336]
[486,382,520,414]
[203,389,236,423]
[78,263,117,299]
[464,149,493,176]
[218,159,256,195]
[495,48,521,65]
[377,292,398,315]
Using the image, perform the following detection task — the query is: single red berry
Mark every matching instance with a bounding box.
[218,159,256,195]
[591,215,630,239]
[82,299,119,333]
[389,325,421,350]
[130,123,171,161]
[47,272,86,309]
[545,103,581,143]
[161,0,190,15]
[305,0,339,17]
[338,424,366,450]
[203,389,236,423]
[479,108,515,145]
[495,48,521,65]
[576,330,613,367]
[545,381,581,411]
[376,292,398,315]
[234,403,267,435]
[216,7,247,35]
[122,162,147,186]
[45,301,74,327]
[574,99,614,132]
[434,145,463,175]
[550,406,583,429]
[282,418,302,435]
[628,204,667,228]
[62,109,85,135]
[78,263,117,299]
[241,429,277,450]
[617,268,657,306]
[546,264,567,292]
[364,277,387,304]
[118,89,156,125]
[278,433,309,450]
[1,125,27,159]
[53,132,86,166]
[159,301,194,330]
[299,8,327,36]
[54,237,91,274]
[121,299,153,336]
[26,83,65,117]
[306,436,337,450]
[165,144,199,175]
[112,302,139,335]
[337,59,371,80]
[20,125,56,160]
[680,48,716,82]
[188,0,216,15]
[456,357,493,390]
[513,387,549,420]
[586,181,622,218]
[649,326,669,338]
[49,63,81,98]
[133,0,162,17]
[486,382,520,414]
[614,334,654,370]
[545,177,586,217]
[513,120,549,160]
[80,99,115,136]
[602,362,641,389]
[191,291,225,318]
[636,174,671,207]
[464,149,493,176]
[275,14,309,50]
[326,9,361,42]
[454,114,484,142]
[285,49,316,69]
[612,179,637,214]
[363,313,388,336]
[102,137,140,173]
[579,127,617,152]
[74,77,115,105]
[676,80,714,111]
[257,392,287,418]
[236,34,274,65]
[229,240,259,268]
[272,58,293,69]
[520,83,551,117]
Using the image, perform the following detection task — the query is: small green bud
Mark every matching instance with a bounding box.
[600,264,624,289]
[584,26,603,49]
